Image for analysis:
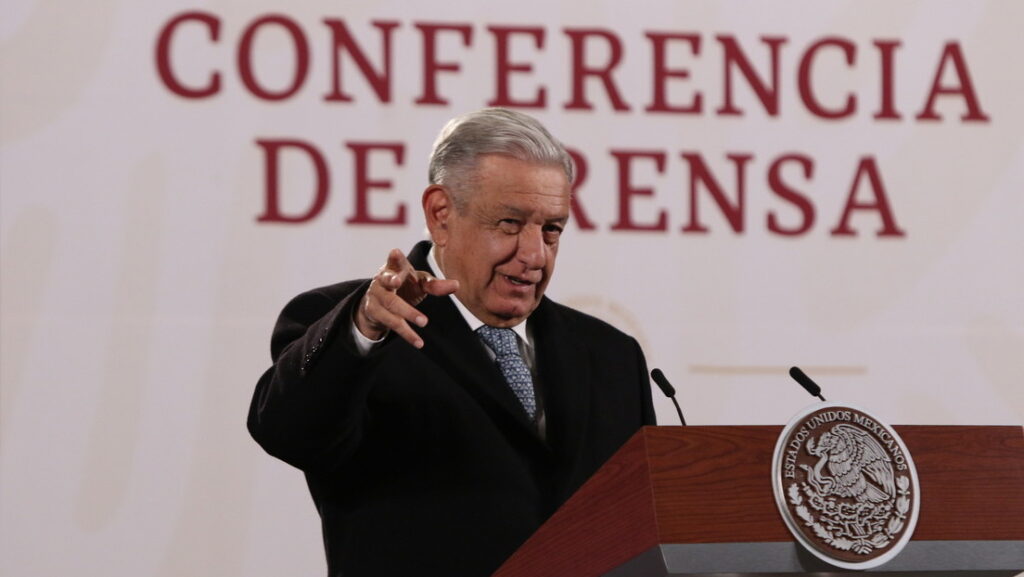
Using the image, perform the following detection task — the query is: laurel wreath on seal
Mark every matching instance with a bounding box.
[787,475,911,555]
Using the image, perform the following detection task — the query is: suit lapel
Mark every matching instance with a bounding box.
[531,299,592,473]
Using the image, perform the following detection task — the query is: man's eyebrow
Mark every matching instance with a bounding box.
[495,204,568,224]
[497,204,527,216]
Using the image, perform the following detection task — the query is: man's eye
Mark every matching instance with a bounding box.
[499,219,521,233]
[543,225,563,241]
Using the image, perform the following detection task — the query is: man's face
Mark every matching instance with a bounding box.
[429,155,571,328]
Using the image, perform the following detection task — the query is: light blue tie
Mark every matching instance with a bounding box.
[476,326,537,420]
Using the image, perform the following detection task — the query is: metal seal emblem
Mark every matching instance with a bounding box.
[771,403,921,569]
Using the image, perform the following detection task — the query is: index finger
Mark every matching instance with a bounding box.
[380,248,415,290]
[384,248,413,274]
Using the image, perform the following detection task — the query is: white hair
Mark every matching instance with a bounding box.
[428,108,574,209]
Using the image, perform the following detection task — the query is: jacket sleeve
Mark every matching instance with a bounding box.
[247,280,388,473]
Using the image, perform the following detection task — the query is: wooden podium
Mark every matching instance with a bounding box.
[493,426,1024,576]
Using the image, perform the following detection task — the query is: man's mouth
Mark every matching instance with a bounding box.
[504,274,534,287]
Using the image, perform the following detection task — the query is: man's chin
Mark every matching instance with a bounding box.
[482,299,539,327]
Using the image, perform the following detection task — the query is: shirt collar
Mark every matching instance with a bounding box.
[427,244,531,346]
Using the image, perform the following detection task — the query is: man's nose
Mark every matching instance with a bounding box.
[516,226,546,269]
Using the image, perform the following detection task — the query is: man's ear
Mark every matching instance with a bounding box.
[422,185,452,247]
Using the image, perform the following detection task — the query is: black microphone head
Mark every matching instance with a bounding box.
[651,368,676,397]
[789,366,822,397]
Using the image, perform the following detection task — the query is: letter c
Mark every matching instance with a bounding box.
[155,11,222,98]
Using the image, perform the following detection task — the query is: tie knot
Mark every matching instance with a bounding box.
[476,325,520,357]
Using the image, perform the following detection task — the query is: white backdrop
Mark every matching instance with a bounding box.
[2,1,1022,575]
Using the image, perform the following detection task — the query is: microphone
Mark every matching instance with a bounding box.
[789,366,827,402]
[651,368,687,426]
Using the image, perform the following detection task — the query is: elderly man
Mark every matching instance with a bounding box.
[248,108,656,577]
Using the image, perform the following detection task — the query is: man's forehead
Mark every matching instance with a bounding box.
[472,154,567,180]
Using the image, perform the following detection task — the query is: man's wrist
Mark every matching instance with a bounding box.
[351,314,387,356]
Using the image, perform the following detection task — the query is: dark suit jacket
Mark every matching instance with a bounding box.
[248,241,656,577]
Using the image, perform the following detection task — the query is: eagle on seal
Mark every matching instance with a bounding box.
[800,423,895,503]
